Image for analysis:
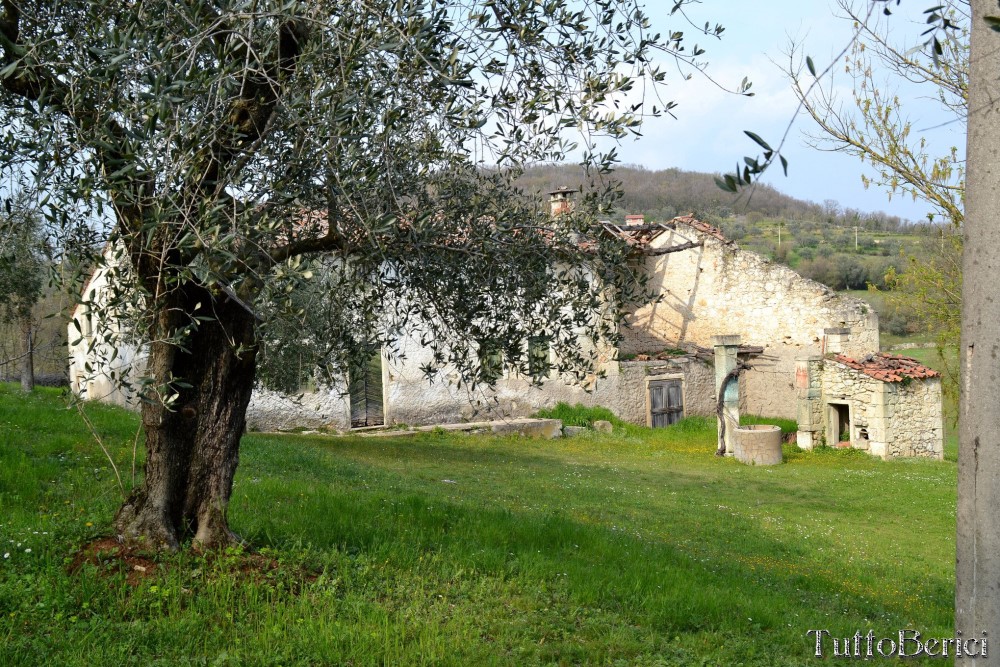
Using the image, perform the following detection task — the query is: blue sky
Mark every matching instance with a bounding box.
[607,0,965,222]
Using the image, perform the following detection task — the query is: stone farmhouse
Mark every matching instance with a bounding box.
[68,192,943,458]
[795,332,942,458]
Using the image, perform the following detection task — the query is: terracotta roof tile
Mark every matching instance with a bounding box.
[832,353,940,383]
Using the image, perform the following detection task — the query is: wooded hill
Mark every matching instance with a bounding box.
[516,163,908,229]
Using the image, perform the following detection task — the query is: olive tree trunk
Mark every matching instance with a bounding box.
[19,315,33,393]
[114,287,258,550]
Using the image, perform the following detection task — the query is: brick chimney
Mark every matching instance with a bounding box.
[548,187,575,218]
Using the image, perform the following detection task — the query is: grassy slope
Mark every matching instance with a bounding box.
[1,386,955,665]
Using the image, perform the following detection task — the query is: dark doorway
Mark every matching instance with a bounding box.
[349,352,384,428]
[649,379,684,427]
[828,403,850,446]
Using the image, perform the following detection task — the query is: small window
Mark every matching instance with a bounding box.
[527,336,550,380]
[75,312,93,339]
[478,344,503,384]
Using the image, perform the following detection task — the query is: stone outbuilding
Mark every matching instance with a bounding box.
[795,329,943,459]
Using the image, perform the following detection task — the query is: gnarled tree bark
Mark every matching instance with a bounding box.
[114,285,258,550]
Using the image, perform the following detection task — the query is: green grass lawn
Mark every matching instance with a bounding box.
[0,386,956,665]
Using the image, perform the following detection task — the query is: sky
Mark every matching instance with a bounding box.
[606,0,966,222]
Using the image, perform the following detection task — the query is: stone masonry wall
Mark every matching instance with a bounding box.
[621,226,879,419]
[820,359,942,459]
[884,377,944,459]
[618,355,717,423]
[384,334,715,427]
[821,361,888,456]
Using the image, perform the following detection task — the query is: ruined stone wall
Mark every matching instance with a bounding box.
[883,378,944,459]
[622,226,879,419]
[819,359,943,459]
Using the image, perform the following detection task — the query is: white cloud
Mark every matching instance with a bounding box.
[549,0,957,220]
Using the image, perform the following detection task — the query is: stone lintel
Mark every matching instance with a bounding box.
[823,327,851,336]
[711,334,742,347]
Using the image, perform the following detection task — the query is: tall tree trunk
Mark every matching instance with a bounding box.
[19,314,33,393]
[956,1,1000,662]
[114,286,258,550]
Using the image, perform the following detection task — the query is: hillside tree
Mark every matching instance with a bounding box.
[0,190,48,392]
[0,0,733,549]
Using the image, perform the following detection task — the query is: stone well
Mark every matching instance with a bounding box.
[734,425,783,465]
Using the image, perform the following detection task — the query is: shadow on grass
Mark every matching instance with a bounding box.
[233,434,954,655]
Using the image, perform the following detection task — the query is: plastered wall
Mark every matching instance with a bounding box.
[382,334,715,427]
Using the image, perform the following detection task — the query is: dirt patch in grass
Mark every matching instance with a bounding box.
[68,537,162,586]
[68,537,319,589]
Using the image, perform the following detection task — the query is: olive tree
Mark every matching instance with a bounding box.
[0,0,725,549]
[0,189,48,392]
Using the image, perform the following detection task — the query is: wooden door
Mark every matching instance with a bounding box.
[649,380,683,427]
[349,353,384,427]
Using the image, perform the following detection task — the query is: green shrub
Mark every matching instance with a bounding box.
[532,402,623,428]
[740,414,797,435]
[666,415,716,433]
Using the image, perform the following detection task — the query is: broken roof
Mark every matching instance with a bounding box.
[671,215,728,242]
[832,353,940,383]
[597,215,728,249]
